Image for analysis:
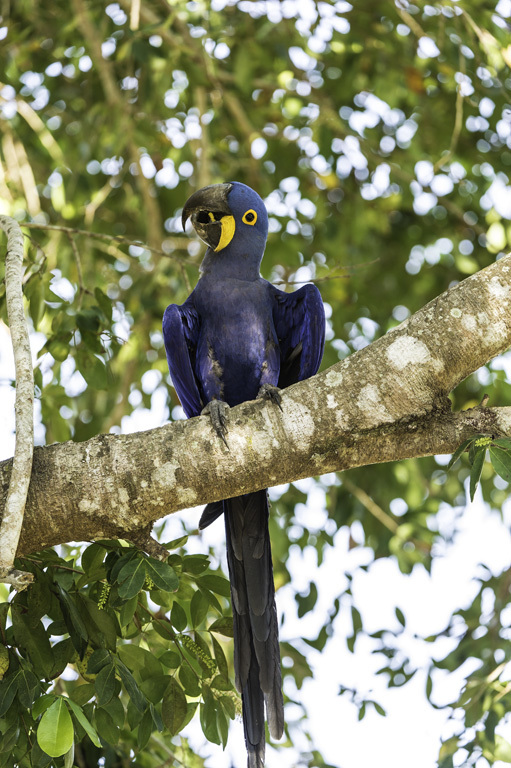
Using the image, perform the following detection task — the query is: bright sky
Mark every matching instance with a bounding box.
[2,321,511,768]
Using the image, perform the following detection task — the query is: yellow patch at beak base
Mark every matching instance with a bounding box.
[215,215,236,252]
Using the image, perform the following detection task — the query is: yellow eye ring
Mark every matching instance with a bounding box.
[242,209,257,225]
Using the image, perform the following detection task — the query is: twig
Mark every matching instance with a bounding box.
[342,476,431,554]
[0,216,34,590]
[434,49,465,172]
[20,222,190,260]
[71,0,163,247]
[341,477,400,534]
[65,232,86,306]
[394,1,427,39]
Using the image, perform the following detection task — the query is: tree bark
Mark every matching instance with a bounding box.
[0,216,34,586]
[2,254,511,558]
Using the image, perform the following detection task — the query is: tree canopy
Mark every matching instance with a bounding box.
[1,1,511,766]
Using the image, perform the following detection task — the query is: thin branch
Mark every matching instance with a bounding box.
[394,1,427,39]
[0,216,34,589]
[341,477,399,534]
[20,222,190,260]
[71,0,163,247]
[130,0,140,30]
[65,232,86,307]
[434,49,466,173]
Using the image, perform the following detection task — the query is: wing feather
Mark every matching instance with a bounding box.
[270,283,325,387]
[162,298,203,417]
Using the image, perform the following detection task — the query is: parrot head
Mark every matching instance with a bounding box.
[181,181,268,255]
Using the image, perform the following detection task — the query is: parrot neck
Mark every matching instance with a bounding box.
[200,242,265,281]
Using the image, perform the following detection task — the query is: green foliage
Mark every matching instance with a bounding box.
[1,0,511,765]
[449,435,511,501]
[0,542,235,766]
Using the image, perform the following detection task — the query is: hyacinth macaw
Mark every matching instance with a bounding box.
[163,181,325,767]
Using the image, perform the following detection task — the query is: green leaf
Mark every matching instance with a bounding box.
[447,438,474,469]
[158,650,181,669]
[200,686,220,744]
[211,635,229,681]
[63,744,74,768]
[469,447,485,501]
[117,559,147,599]
[140,673,172,704]
[17,668,40,708]
[119,595,138,627]
[87,648,111,674]
[81,597,118,651]
[29,739,52,768]
[32,694,56,719]
[179,664,201,697]
[27,579,52,621]
[94,663,117,706]
[171,602,188,632]
[495,735,511,763]
[66,698,102,748]
[0,723,21,757]
[217,704,229,749]
[36,698,74,757]
[181,555,210,574]
[198,574,231,598]
[29,280,45,329]
[137,708,154,750]
[161,536,188,550]
[118,643,162,680]
[210,674,231,692]
[191,590,209,628]
[76,308,101,334]
[144,557,179,592]
[493,438,511,451]
[219,694,236,720]
[161,677,187,735]
[69,683,95,706]
[94,287,113,321]
[102,696,125,728]
[490,445,511,484]
[81,543,107,577]
[11,607,54,679]
[395,607,406,627]
[109,550,137,583]
[56,586,88,652]
[208,617,234,638]
[95,707,119,745]
[0,673,19,716]
[50,638,76,679]
[115,660,147,712]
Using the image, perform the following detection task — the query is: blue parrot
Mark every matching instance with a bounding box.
[163,181,325,767]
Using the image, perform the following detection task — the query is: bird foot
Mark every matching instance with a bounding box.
[257,384,283,411]
[202,399,230,447]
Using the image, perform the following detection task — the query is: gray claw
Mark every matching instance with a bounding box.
[202,399,230,447]
[257,384,283,411]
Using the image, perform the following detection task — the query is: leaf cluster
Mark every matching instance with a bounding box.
[0,540,237,767]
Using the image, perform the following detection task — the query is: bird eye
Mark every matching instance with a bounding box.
[242,209,257,225]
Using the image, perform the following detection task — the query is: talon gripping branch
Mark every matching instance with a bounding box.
[163,182,325,767]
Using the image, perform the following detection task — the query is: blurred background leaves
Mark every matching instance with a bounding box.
[1,0,511,765]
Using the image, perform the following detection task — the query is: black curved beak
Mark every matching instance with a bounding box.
[181,182,233,231]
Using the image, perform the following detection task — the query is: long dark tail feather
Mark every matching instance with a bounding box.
[223,490,284,767]
[198,500,224,529]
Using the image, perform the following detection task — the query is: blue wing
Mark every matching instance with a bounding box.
[270,283,325,387]
[162,297,203,418]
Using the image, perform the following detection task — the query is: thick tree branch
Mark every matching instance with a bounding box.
[1,254,511,558]
[0,216,34,587]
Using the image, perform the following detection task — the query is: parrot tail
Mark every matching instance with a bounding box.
[202,491,283,767]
